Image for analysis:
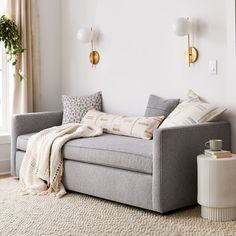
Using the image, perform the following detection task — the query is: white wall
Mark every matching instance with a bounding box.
[60,0,236,151]
[38,0,62,111]
[61,0,227,115]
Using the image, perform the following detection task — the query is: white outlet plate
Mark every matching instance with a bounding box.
[208,60,217,75]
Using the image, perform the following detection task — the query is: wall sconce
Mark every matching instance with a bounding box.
[172,17,198,67]
[77,27,100,66]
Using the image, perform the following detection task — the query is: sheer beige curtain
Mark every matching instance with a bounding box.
[5,0,41,113]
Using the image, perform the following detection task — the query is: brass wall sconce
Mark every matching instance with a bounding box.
[172,17,199,67]
[77,27,100,66]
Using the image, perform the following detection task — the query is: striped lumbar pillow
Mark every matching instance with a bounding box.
[81,109,164,140]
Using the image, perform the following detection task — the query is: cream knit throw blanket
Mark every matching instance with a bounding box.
[19,123,103,198]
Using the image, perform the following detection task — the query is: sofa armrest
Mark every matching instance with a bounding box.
[152,121,231,213]
[11,111,63,175]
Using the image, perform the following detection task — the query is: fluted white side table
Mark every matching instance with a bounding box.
[197,154,236,221]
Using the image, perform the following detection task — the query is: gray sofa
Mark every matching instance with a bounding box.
[11,111,231,213]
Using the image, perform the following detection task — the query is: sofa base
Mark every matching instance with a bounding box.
[63,160,153,211]
[16,151,153,211]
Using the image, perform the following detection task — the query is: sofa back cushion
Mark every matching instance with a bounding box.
[81,109,164,140]
[145,94,179,117]
[160,90,226,128]
[62,92,102,124]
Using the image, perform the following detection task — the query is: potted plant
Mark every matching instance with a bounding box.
[0,15,25,80]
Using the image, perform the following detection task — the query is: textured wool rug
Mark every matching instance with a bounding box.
[0,178,236,236]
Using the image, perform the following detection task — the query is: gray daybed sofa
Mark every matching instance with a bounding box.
[11,111,231,213]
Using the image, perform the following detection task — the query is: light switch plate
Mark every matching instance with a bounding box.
[208,60,217,75]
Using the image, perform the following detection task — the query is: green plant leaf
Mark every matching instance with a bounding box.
[18,73,23,81]
[0,15,25,81]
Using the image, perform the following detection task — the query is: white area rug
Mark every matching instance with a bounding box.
[0,178,235,236]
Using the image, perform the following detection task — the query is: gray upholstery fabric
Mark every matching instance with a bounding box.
[11,111,63,175]
[12,110,231,213]
[152,121,231,213]
[63,134,152,174]
[17,133,35,151]
[15,152,153,210]
[145,94,179,117]
[17,133,153,174]
[63,160,153,210]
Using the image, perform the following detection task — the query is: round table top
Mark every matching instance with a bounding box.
[197,154,236,161]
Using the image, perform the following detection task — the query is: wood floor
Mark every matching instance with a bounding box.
[0,174,11,179]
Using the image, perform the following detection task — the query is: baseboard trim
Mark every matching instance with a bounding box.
[0,159,10,174]
[0,172,10,175]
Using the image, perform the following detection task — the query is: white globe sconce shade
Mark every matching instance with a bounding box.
[77,27,93,43]
[77,27,100,66]
[172,17,191,36]
[172,17,198,66]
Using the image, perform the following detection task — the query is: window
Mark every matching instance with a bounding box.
[0,1,11,132]
[0,48,10,132]
[0,49,4,129]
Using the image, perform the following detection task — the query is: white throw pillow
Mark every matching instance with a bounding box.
[81,109,164,140]
[160,90,226,128]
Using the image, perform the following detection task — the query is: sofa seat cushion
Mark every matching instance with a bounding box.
[17,133,35,151]
[17,133,153,174]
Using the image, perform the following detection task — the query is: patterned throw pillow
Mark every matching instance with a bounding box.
[62,92,102,124]
[81,109,164,140]
[160,90,226,128]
